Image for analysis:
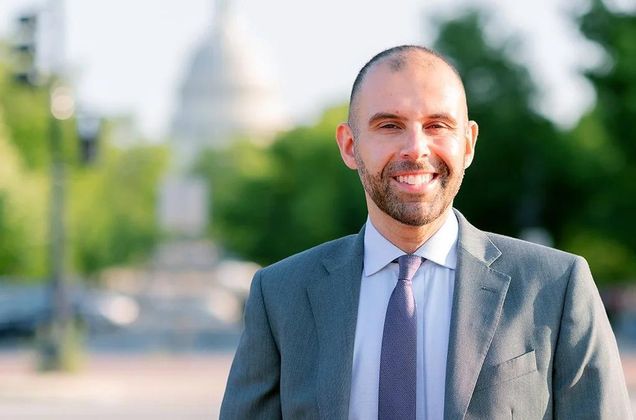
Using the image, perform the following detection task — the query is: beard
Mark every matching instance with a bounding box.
[354,148,464,227]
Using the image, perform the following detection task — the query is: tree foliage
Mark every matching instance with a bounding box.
[69,139,168,276]
[433,7,636,283]
[195,106,366,266]
[0,56,168,280]
[0,105,47,277]
[432,11,571,240]
[560,0,636,282]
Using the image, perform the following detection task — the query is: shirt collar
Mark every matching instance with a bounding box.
[363,211,459,276]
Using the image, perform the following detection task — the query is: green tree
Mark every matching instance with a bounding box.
[432,11,572,241]
[0,55,78,170]
[561,0,636,283]
[0,50,168,279]
[433,6,636,283]
[195,106,366,266]
[69,139,168,276]
[0,106,47,277]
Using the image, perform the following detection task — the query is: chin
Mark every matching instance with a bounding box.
[388,209,442,227]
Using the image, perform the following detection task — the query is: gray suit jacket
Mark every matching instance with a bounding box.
[220,211,632,419]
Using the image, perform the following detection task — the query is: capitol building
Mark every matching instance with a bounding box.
[170,0,288,167]
[160,0,288,237]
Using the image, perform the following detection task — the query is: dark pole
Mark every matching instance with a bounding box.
[12,4,78,371]
[39,83,75,371]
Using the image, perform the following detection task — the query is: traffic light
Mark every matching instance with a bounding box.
[13,12,40,86]
[76,113,101,164]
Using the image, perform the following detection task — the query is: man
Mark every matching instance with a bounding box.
[220,45,632,419]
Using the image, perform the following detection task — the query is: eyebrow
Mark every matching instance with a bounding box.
[427,113,459,126]
[367,112,403,126]
[367,112,459,127]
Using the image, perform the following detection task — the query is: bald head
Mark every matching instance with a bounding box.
[347,45,466,134]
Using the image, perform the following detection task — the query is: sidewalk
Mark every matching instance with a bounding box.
[622,353,636,413]
[0,350,634,419]
[0,351,234,419]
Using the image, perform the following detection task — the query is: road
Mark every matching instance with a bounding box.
[0,350,635,419]
[0,351,233,419]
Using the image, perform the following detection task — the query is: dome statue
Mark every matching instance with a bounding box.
[171,0,288,168]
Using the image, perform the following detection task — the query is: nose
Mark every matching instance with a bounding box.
[400,126,430,160]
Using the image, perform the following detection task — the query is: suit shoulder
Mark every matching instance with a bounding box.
[258,233,360,284]
[472,231,598,307]
[484,232,579,260]
[484,231,586,276]
[455,209,583,271]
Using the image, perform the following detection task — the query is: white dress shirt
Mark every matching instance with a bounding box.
[348,212,458,420]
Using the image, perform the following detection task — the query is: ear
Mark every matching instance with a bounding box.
[463,120,479,169]
[336,122,358,170]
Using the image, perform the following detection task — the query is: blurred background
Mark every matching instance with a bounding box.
[0,0,634,417]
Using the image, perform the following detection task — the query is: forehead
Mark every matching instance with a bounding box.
[355,53,466,120]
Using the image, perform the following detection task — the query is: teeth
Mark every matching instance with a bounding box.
[396,174,433,185]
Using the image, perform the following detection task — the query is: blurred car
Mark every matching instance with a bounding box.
[0,284,139,340]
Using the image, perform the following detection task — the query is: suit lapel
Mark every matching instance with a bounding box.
[444,211,511,419]
[307,229,364,420]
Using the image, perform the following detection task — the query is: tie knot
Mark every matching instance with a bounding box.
[397,254,422,281]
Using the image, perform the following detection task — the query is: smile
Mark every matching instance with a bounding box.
[394,174,435,186]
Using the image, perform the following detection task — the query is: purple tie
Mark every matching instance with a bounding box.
[379,254,421,420]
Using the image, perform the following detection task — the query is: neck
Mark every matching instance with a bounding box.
[368,206,451,254]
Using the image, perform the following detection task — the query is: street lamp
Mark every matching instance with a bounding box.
[39,80,77,371]
[12,8,78,371]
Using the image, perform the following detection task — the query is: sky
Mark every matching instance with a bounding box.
[0,0,624,140]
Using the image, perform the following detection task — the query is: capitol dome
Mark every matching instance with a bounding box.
[171,0,288,166]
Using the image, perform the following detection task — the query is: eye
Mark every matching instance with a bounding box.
[379,122,401,130]
[426,122,448,130]
[425,122,454,134]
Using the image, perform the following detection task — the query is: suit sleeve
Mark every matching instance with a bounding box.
[553,256,632,419]
[220,270,282,419]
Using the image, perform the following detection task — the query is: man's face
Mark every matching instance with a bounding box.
[336,53,478,227]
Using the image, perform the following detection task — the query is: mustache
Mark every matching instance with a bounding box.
[383,160,449,177]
